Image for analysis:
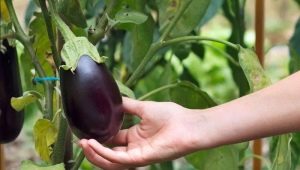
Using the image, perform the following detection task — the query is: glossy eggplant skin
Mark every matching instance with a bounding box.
[60,55,123,143]
[0,40,24,144]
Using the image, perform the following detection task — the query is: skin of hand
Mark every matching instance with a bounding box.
[79,98,215,170]
[80,71,300,170]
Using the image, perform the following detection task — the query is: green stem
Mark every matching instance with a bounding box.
[201,42,240,67]
[0,32,16,40]
[162,36,239,50]
[159,0,193,41]
[138,83,178,100]
[125,43,161,86]
[48,0,76,42]
[39,0,61,67]
[71,150,85,170]
[52,116,68,164]
[126,36,239,86]
[5,0,53,119]
[88,0,118,44]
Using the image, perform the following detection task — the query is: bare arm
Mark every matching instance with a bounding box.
[204,71,300,148]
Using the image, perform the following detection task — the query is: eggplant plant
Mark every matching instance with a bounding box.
[0,0,299,170]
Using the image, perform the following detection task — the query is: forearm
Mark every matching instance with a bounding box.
[202,71,300,148]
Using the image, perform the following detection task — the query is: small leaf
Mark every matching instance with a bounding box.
[20,160,64,170]
[116,80,136,99]
[33,119,58,162]
[11,91,42,112]
[115,9,148,25]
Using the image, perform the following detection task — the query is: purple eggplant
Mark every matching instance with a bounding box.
[60,55,123,143]
[0,40,24,143]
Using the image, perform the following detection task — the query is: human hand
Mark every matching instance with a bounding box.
[79,97,212,170]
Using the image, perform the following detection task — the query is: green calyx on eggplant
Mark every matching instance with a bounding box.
[0,40,24,144]
[60,55,123,143]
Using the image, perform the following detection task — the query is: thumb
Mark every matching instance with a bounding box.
[122,97,144,118]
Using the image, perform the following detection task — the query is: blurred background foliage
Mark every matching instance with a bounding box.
[2,0,300,169]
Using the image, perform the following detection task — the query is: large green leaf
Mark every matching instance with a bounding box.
[122,0,154,72]
[58,0,87,28]
[157,0,211,38]
[28,13,54,77]
[289,18,300,74]
[20,160,64,170]
[186,146,239,170]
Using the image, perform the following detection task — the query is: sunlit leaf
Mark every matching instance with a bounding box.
[33,119,58,162]
[11,91,42,112]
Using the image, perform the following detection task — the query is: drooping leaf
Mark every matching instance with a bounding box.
[289,18,300,73]
[172,43,191,60]
[238,47,271,92]
[191,42,205,59]
[116,80,136,99]
[33,119,58,162]
[11,91,42,112]
[0,0,10,21]
[169,81,216,109]
[20,160,64,170]
[58,0,87,28]
[157,0,211,38]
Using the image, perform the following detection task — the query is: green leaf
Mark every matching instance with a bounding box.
[172,43,191,60]
[116,80,136,99]
[11,91,42,112]
[197,0,225,27]
[115,9,148,25]
[157,0,211,37]
[238,47,271,92]
[271,134,293,170]
[289,18,300,73]
[291,133,300,170]
[33,119,58,162]
[58,0,87,28]
[24,0,37,26]
[29,12,54,77]
[122,8,154,72]
[169,81,216,109]
[20,160,64,170]
[186,145,239,170]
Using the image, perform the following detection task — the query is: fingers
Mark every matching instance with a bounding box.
[122,97,145,118]
[88,139,144,166]
[79,139,127,170]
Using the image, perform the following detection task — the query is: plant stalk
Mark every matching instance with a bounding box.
[39,0,61,67]
[138,83,178,100]
[52,116,68,164]
[0,32,16,40]
[71,150,85,170]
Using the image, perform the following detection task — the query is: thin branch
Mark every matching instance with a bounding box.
[71,150,85,170]
[0,32,16,40]
[39,0,61,67]
[88,0,118,44]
